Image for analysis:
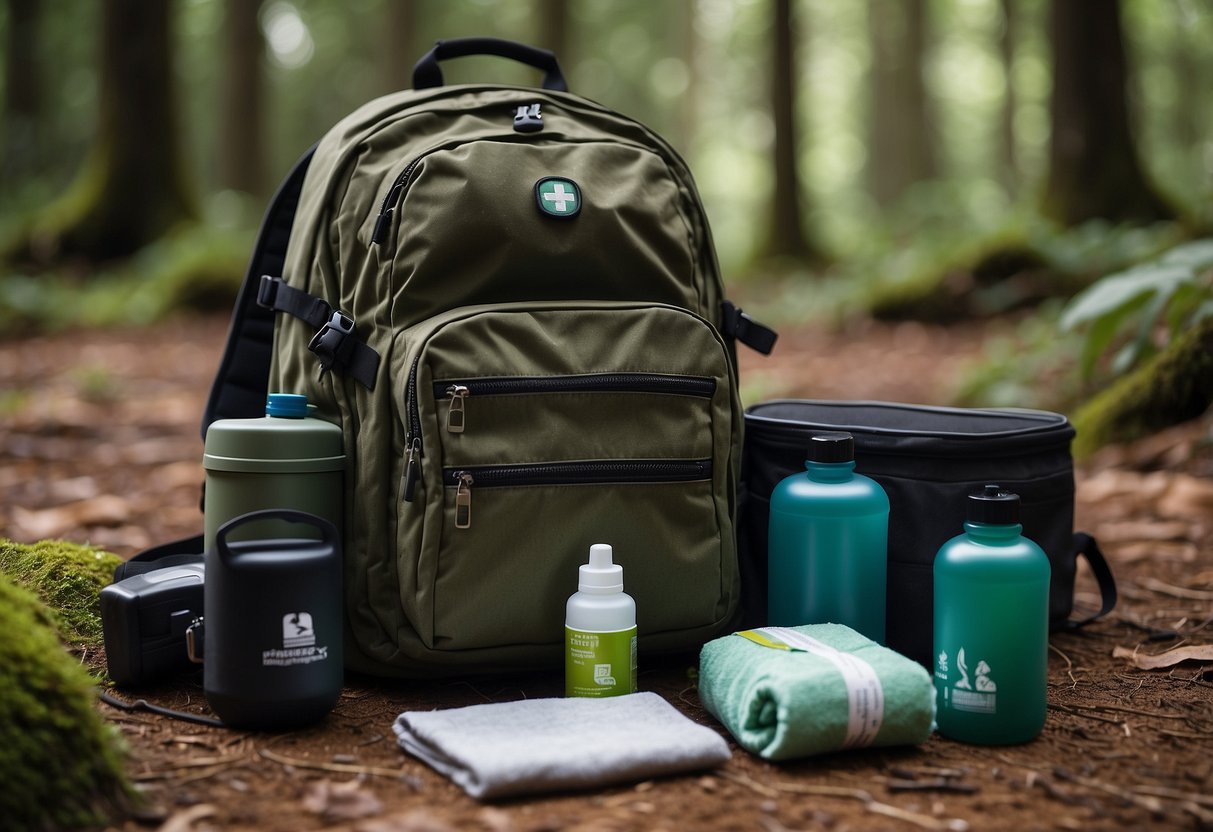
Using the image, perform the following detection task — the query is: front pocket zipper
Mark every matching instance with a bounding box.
[434,373,716,435]
[443,459,712,530]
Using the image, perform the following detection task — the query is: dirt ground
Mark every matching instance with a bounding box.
[1,313,1211,832]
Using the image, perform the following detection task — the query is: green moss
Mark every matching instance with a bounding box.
[0,572,131,830]
[1072,315,1213,458]
[0,539,121,645]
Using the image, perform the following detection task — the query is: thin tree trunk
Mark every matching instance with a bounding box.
[218,0,265,197]
[765,0,814,260]
[29,0,195,263]
[867,0,936,206]
[998,0,1017,193]
[2,0,41,186]
[1042,0,1173,226]
[536,0,570,66]
[381,0,417,94]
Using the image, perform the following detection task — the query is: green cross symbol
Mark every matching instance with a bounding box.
[536,177,581,217]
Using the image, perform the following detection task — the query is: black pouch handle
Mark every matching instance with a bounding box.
[412,37,568,92]
[215,509,338,563]
[1057,531,1117,630]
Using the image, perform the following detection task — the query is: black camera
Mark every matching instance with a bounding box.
[100,563,204,687]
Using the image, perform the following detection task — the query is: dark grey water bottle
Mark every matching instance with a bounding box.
[203,509,343,730]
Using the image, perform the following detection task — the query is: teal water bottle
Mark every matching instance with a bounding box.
[767,432,889,643]
[933,485,1051,745]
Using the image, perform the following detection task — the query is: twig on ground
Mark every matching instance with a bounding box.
[1049,644,1079,689]
[884,778,978,795]
[720,769,969,832]
[258,748,421,785]
[1054,769,1166,818]
[157,804,218,832]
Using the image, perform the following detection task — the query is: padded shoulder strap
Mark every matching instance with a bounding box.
[201,145,317,439]
[1057,531,1118,630]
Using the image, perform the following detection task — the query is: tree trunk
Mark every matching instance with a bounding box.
[536,0,570,66]
[29,0,195,263]
[998,0,1017,193]
[1042,0,1173,226]
[381,0,418,94]
[1,0,41,186]
[218,0,265,197]
[764,0,815,261]
[1072,314,1213,458]
[867,0,936,206]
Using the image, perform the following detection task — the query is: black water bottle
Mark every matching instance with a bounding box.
[203,509,343,730]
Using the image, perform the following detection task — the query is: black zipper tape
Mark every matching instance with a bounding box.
[432,373,715,399]
[443,459,712,488]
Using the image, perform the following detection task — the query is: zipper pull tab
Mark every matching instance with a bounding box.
[454,472,474,529]
[445,384,469,433]
[402,437,421,502]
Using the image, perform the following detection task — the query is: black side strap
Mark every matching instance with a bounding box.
[721,300,778,355]
[114,535,204,582]
[1058,531,1118,630]
[202,146,317,438]
[257,276,381,390]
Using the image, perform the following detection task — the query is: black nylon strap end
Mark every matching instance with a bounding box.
[721,300,778,355]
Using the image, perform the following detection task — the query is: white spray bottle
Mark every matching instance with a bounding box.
[565,544,637,697]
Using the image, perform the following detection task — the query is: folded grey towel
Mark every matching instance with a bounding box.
[392,692,730,799]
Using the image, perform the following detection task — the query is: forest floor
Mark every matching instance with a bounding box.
[1,312,1212,832]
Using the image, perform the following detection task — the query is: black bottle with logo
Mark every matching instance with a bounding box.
[203,509,343,730]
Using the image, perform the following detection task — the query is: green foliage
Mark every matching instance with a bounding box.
[951,301,1085,411]
[0,539,121,645]
[0,219,253,336]
[1061,238,1213,380]
[1071,314,1213,458]
[0,571,130,830]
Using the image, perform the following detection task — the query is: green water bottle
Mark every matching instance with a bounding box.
[203,393,345,551]
[934,485,1051,745]
[767,432,889,643]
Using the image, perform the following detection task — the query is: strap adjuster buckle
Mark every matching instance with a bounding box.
[308,310,358,373]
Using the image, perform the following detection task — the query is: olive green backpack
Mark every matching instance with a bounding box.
[203,38,776,676]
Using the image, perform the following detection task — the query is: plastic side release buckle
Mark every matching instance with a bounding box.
[514,102,543,133]
[308,310,358,375]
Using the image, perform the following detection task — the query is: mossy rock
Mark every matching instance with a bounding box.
[1072,315,1213,458]
[0,572,131,830]
[0,539,120,644]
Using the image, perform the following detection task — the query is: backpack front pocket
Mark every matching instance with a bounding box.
[390,300,740,655]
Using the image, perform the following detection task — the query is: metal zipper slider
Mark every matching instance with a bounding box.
[402,437,421,502]
[454,471,474,529]
[445,384,469,433]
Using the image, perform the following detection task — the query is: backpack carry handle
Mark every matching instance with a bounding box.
[412,37,569,92]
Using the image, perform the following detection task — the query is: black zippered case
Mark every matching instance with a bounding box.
[739,400,1117,667]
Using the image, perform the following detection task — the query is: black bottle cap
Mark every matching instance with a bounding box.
[807,432,855,463]
[967,484,1020,524]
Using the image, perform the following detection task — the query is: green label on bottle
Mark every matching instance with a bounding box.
[565,626,637,697]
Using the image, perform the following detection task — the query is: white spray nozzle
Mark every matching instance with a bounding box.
[579,543,623,593]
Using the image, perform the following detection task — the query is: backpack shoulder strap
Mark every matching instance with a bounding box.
[201,145,316,439]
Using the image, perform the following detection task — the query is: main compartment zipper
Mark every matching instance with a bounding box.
[434,372,716,434]
[443,459,713,530]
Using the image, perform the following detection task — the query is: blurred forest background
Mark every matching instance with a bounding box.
[1,0,1211,452]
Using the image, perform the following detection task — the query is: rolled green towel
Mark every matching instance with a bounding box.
[698,623,934,761]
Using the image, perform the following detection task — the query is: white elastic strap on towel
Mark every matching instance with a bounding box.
[757,627,886,749]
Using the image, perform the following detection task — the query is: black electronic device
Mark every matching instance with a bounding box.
[101,563,205,687]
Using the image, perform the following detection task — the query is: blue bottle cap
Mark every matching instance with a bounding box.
[265,393,309,418]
